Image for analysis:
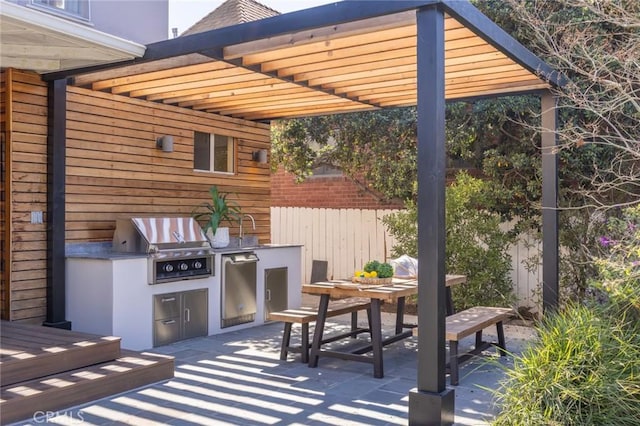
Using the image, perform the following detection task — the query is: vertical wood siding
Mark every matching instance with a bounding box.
[270,207,399,283]
[271,207,543,311]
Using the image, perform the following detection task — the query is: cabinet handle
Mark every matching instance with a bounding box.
[162,319,176,325]
[161,297,176,303]
[185,308,190,322]
[266,289,271,301]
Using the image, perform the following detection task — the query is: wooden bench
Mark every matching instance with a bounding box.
[268,299,372,363]
[414,306,513,385]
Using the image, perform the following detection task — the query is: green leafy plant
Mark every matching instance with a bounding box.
[359,260,394,278]
[376,263,394,279]
[363,260,381,273]
[591,205,640,311]
[493,206,640,425]
[493,302,640,425]
[382,172,515,310]
[192,185,242,235]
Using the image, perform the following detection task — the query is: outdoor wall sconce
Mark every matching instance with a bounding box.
[156,135,174,153]
[252,149,268,163]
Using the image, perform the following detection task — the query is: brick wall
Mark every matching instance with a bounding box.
[271,167,404,209]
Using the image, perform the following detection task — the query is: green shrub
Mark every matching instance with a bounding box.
[382,172,515,309]
[591,205,640,313]
[493,303,640,425]
[493,206,640,425]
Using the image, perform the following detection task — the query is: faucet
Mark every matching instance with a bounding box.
[239,214,256,246]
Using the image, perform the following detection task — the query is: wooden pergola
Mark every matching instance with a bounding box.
[45,1,563,424]
[51,2,555,121]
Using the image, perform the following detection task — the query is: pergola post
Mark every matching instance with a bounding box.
[541,91,559,312]
[44,78,71,330]
[409,5,454,425]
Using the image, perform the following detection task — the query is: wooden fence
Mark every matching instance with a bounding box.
[271,207,542,311]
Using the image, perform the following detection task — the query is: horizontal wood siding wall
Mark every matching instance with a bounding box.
[65,86,271,242]
[6,70,49,322]
[271,207,543,311]
[1,69,7,320]
[3,71,271,323]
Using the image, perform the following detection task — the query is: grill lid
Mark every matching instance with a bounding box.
[113,217,210,253]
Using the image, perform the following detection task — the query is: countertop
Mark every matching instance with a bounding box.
[66,242,302,260]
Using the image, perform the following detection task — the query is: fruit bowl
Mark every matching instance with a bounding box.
[351,276,393,285]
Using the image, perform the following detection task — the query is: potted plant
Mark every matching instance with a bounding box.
[192,185,241,248]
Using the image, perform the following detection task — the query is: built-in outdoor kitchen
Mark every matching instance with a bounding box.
[66,217,302,351]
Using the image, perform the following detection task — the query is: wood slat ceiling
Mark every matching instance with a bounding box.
[71,11,550,121]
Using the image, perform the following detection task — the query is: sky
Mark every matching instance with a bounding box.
[168,0,337,37]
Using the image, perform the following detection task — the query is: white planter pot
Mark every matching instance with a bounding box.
[208,227,230,248]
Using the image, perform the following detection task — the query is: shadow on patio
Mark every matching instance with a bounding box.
[15,317,536,426]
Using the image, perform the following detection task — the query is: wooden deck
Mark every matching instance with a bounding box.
[0,321,174,424]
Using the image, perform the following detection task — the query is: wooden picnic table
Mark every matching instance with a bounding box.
[302,275,466,378]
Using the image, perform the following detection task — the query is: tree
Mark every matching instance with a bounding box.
[483,0,640,301]
[490,0,640,209]
[271,108,418,201]
[271,0,640,305]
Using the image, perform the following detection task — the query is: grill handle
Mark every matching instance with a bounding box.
[226,252,259,264]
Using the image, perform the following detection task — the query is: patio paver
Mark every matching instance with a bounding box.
[9,315,536,426]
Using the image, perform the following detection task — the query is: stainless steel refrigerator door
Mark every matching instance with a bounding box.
[221,254,257,326]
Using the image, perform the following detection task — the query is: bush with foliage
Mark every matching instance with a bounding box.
[591,205,640,311]
[493,206,640,425]
[382,172,515,310]
[493,303,640,425]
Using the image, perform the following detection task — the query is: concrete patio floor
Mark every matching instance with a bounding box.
[13,313,536,426]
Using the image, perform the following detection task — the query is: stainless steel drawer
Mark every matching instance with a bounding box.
[154,318,180,347]
[154,293,180,320]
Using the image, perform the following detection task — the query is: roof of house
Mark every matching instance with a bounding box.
[181,0,280,36]
[0,1,145,73]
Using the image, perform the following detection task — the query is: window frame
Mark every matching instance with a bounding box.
[30,0,91,21]
[193,131,236,175]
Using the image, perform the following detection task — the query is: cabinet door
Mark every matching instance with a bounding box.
[182,288,208,340]
[265,267,288,320]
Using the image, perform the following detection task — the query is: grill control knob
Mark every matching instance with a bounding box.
[163,264,174,273]
[179,262,189,271]
[192,260,203,269]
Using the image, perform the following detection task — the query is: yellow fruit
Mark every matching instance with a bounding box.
[354,270,361,277]
[370,271,378,278]
[364,271,371,278]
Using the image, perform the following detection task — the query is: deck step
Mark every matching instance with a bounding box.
[0,350,175,425]
[1,321,121,386]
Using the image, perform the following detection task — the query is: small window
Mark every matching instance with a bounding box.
[310,163,343,178]
[31,0,90,20]
[194,131,235,173]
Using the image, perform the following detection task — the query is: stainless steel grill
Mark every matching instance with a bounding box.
[112,217,214,284]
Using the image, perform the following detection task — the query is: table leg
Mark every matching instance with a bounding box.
[446,287,454,316]
[395,296,406,335]
[308,294,330,368]
[370,298,384,378]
